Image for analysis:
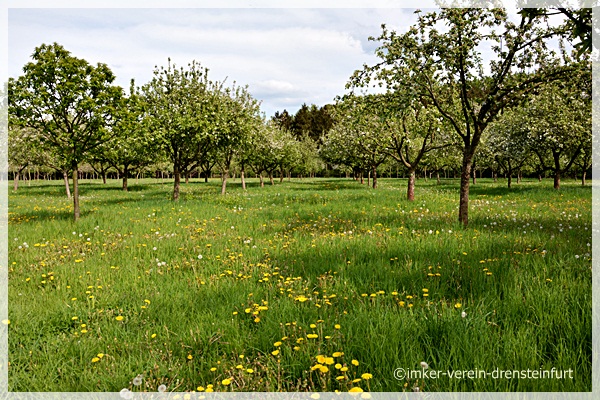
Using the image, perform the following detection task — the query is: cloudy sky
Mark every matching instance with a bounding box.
[8,6,427,117]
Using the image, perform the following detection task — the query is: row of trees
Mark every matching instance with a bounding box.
[8,45,324,220]
[8,8,592,226]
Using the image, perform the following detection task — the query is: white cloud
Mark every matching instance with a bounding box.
[8,8,418,116]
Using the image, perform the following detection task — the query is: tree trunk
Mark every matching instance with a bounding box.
[122,166,128,191]
[260,173,264,187]
[280,169,284,183]
[458,154,473,227]
[554,171,560,190]
[360,173,364,184]
[507,174,512,189]
[436,171,440,185]
[372,166,378,189]
[63,171,71,199]
[241,168,246,190]
[204,172,209,183]
[102,171,107,184]
[185,172,189,184]
[72,166,80,221]
[13,171,19,191]
[582,170,587,186]
[269,172,274,185]
[173,168,181,201]
[538,174,542,182]
[407,170,416,201]
[221,169,228,195]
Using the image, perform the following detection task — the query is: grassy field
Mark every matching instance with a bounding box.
[7,177,592,393]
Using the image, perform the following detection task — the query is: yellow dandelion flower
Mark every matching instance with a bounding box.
[316,355,326,364]
[361,373,373,380]
[319,365,329,373]
[335,363,342,369]
[115,316,124,321]
[333,351,344,357]
[334,324,341,329]
[454,303,462,309]
[197,386,205,392]
[351,359,359,366]
[246,368,254,374]
[336,375,346,381]
[274,341,282,347]
[187,354,193,360]
[349,387,363,393]
[324,357,335,365]
[310,324,317,328]
[271,350,280,356]
[307,334,318,339]
[91,357,100,363]
[293,346,301,351]
[221,378,231,386]
[341,367,349,372]
[210,367,217,372]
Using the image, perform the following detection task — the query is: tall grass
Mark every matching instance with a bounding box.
[7,177,591,392]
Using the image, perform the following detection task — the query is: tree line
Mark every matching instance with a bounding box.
[8,8,591,225]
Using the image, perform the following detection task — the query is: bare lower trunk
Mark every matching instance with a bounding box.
[582,170,586,186]
[280,169,284,183]
[458,155,473,227]
[554,171,560,190]
[407,170,416,201]
[360,173,364,184]
[269,172,274,185]
[436,171,440,185]
[185,172,189,184]
[372,166,377,189]
[122,166,128,191]
[13,172,19,191]
[508,174,512,189]
[204,172,209,183]
[72,167,80,221]
[63,171,71,199]
[173,169,181,201]
[260,173,264,187]
[241,169,246,190]
[102,171,107,184]
[221,169,228,195]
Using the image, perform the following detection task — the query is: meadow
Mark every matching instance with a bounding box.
[7,177,592,393]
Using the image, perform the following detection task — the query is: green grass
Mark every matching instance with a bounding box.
[7,177,592,392]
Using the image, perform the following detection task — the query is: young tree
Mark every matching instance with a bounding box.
[98,81,155,191]
[350,9,576,226]
[214,84,262,195]
[7,126,41,191]
[332,96,389,189]
[486,110,533,188]
[142,60,222,200]
[525,68,591,189]
[9,43,123,220]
